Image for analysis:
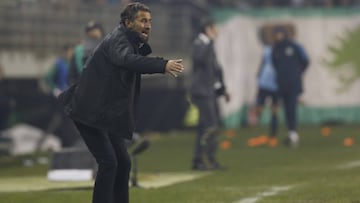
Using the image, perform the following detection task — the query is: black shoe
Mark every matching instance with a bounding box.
[192,162,208,171]
[209,162,228,171]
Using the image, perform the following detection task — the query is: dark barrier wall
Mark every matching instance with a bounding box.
[1,77,190,137]
[0,78,80,147]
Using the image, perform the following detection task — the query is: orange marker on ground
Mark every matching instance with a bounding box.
[321,127,331,137]
[343,137,354,147]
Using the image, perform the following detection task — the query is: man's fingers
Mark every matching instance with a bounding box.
[167,71,178,78]
[173,59,183,63]
[165,59,184,77]
[171,62,184,73]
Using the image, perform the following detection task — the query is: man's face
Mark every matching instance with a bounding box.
[205,24,218,40]
[65,48,74,60]
[275,31,285,42]
[87,28,103,40]
[126,11,152,42]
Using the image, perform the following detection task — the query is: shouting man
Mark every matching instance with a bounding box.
[58,2,184,203]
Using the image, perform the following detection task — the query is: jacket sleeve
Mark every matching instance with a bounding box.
[295,44,310,73]
[108,37,167,74]
[214,65,227,96]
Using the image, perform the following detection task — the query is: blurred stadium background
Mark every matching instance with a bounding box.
[1,0,360,134]
[0,0,360,202]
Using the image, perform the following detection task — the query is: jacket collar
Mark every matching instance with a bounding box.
[198,33,211,45]
[119,24,152,56]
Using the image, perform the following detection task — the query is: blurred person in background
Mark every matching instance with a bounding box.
[271,27,309,147]
[43,44,80,147]
[58,2,184,203]
[68,21,104,85]
[0,64,11,132]
[251,29,279,147]
[190,18,230,171]
[45,43,74,96]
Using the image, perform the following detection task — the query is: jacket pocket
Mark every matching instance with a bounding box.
[57,84,78,115]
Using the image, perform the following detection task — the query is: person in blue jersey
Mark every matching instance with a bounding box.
[45,44,74,96]
[253,40,280,147]
[272,27,309,147]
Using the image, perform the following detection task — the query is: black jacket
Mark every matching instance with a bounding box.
[190,34,226,98]
[59,25,167,139]
[272,39,309,95]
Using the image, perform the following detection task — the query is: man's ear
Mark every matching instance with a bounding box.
[125,19,132,29]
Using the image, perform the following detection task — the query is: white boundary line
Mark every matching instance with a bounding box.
[0,172,211,192]
[336,160,360,170]
[139,172,210,189]
[234,185,293,203]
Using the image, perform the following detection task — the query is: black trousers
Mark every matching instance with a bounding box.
[74,121,131,203]
[192,96,219,164]
[281,92,299,132]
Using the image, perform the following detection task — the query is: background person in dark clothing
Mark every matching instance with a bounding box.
[272,27,309,147]
[190,18,230,171]
[68,21,104,85]
[0,64,11,132]
[58,3,184,203]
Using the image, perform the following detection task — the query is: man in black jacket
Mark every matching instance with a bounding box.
[190,18,230,170]
[59,3,184,203]
[272,27,309,147]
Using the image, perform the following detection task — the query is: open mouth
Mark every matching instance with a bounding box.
[141,31,149,39]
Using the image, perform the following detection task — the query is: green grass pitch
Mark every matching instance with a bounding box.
[0,125,360,203]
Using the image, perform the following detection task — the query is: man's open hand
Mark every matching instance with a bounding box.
[165,59,184,78]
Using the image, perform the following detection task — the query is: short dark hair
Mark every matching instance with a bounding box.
[120,2,151,25]
[199,18,215,33]
[273,26,289,40]
[85,20,103,33]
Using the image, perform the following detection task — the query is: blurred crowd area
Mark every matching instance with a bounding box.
[207,0,360,8]
[1,0,360,8]
[0,0,358,56]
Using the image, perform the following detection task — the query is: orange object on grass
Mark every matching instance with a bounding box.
[220,140,231,150]
[268,137,278,147]
[247,135,268,147]
[225,129,236,139]
[343,137,354,147]
[247,138,258,147]
[257,135,268,145]
[321,127,331,137]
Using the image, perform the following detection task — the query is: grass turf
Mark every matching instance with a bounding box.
[0,125,360,203]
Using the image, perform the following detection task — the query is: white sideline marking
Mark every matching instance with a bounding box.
[0,176,93,193]
[0,172,210,192]
[234,185,293,203]
[336,160,360,170]
[139,172,210,189]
